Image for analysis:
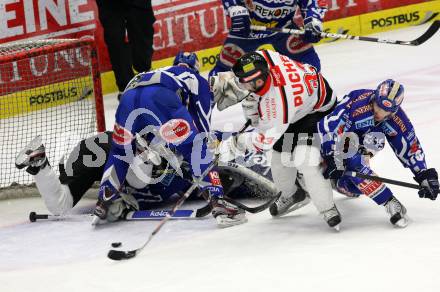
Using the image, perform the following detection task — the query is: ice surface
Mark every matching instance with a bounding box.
[1,24,440,292]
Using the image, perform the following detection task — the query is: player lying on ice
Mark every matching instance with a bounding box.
[317,79,439,227]
[210,49,342,230]
[15,52,271,228]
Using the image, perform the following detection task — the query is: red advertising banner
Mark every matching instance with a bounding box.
[0,0,432,73]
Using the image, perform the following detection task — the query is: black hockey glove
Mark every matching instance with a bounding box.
[414,168,439,200]
[322,155,345,180]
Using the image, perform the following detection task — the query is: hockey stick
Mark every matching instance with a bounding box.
[124,202,212,219]
[251,20,440,46]
[224,192,281,214]
[29,204,212,223]
[107,120,251,261]
[344,171,420,190]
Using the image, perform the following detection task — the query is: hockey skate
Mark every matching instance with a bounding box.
[384,196,408,228]
[269,181,311,217]
[322,205,342,231]
[211,197,247,228]
[15,135,48,175]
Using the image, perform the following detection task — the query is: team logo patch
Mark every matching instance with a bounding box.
[359,179,384,197]
[159,119,191,144]
[208,171,221,186]
[381,123,397,137]
[286,35,312,54]
[382,100,393,108]
[409,139,420,154]
[354,117,374,129]
[113,123,134,145]
[243,63,255,73]
[270,66,285,86]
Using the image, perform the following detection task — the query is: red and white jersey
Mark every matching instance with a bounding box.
[254,50,334,133]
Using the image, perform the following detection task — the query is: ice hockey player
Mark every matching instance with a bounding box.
[210,50,341,229]
[318,79,439,227]
[15,52,248,228]
[210,0,327,78]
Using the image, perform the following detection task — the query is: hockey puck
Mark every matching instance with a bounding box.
[111,242,122,248]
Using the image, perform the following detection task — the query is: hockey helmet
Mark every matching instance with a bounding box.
[232,52,269,91]
[374,79,404,113]
[173,51,200,73]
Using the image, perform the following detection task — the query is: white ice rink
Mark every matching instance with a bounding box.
[1,24,440,292]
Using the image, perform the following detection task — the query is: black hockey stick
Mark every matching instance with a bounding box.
[251,20,440,46]
[344,171,420,190]
[107,120,251,261]
[224,192,281,214]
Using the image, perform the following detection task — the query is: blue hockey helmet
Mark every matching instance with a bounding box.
[173,51,200,73]
[374,79,404,113]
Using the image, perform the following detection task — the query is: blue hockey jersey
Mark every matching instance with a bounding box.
[99,66,221,205]
[318,89,427,175]
[222,0,327,37]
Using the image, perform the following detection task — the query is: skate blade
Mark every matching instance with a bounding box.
[332,224,341,232]
[215,215,248,228]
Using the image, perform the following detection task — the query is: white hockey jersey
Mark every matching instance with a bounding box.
[253,50,335,134]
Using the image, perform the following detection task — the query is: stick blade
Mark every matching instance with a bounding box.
[412,20,440,45]
[107,249,137,261]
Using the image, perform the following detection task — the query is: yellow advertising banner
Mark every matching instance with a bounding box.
[360,1,440,35]
[0,77,94,119]
[319,15,362,45]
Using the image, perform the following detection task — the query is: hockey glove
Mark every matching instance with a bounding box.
[228,6,251,38]
[210,72,251,111]
[303,17,323,43]
[217,132,249,162]
[322,155,345,180]
[414,168,439,200]
[95,186,140,222]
